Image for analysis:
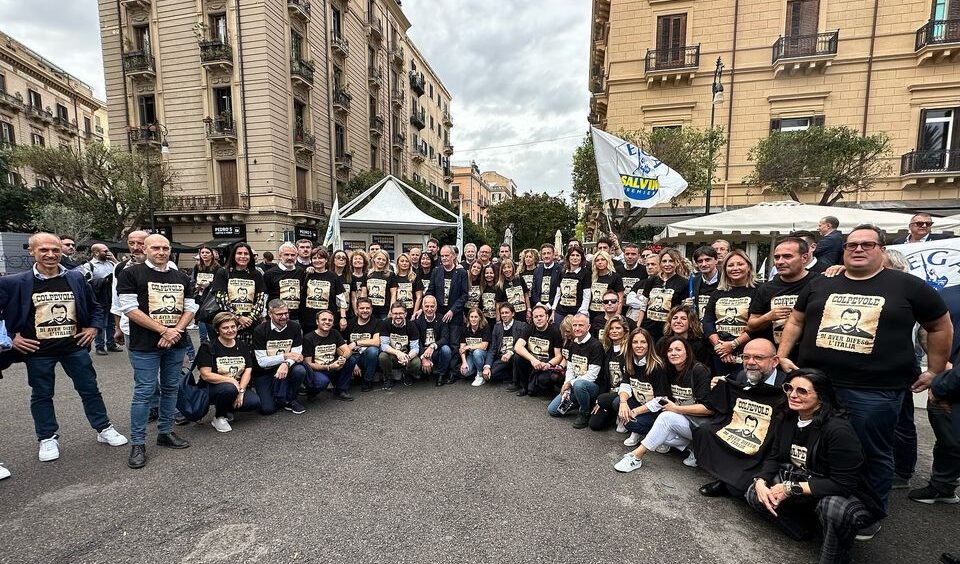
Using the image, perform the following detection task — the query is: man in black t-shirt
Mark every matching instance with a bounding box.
[414,295,453,386]
[0,232,128,464]
[547,314,605,429]
[513,305,564,397]
[778,224,952,516]
[117,234,197,469]
[687,246,720,320]
[378,302,421,388]
[263,242,304,321]
[252,299,308,414]
[615,243,648,308]
[748,237,815,347]
[483,303,529,388]
[343,298,382,392]
[303,310,355,401]
[590,290,636,340]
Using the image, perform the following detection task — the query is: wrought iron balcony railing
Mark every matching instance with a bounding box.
[772,31,839,63]
[916,18,960,50]
[644,44,700,73]
[901,149,960,175]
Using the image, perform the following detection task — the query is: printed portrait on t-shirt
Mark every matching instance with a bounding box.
[528,335,551,361]
[589,282,609,311]
[570,353,588,377]
[216,356,246,380]
[367,278,387,305]
[147,282,185,327]
[815,293,884,354]
[608,361,623,387]
[465,336,483,347]
[482,293,496,318]
[466,286,481,308]
[33,293,77,339]
[671,384,694,404]
[716,398,774,455]
[505,286,525,311]
[423,328,436,347]
[396,282,413,309]
[500,335,515,356]
[443,278,452,304]
[279,278,301,310]
[646,288,674,322]
[422,279,431,295]
[306,279,332,310]
[195,272,215,287]
[714,296,752,337]
[227,278,256,315]
[390,331,409,352]
[559,278,579,308]
[790,444,808,470]
[266,339,293,357]
[540,278,551,304]
[771,295,799,343]
[697,294,711,320]
[630,379,654,403]
[314,343,337,364]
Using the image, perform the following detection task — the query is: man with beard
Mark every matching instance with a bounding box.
[263,242,305,322]
[343,298,382,393]
[513,305,564,397]
[483,303,529,388]
[692,339,790,498]
[414,295,453,386]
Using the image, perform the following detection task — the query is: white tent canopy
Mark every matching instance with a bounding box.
[340,175,457,233]
[656,201,923,243]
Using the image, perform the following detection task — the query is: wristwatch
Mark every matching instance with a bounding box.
[782,480,803,497]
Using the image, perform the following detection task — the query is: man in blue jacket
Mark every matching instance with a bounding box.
[814,216,844,267]
[429,245,468,347]
[0,232,128,463]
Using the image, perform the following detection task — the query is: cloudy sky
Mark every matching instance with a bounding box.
[0,0,590,197]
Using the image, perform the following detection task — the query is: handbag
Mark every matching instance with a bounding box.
[176,345,210,422]
[195,291,224,324]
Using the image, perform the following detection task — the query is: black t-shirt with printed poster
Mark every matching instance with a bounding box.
[794,269,947,389]
[302,271,345,331]
[480,288,499,322]
[703,286,758,341]
[564,336,605,385]
[625,364,670,404]
[749,272,816,345]
[460,324,490,347]
[197,338,254,382]
[366,271,392,317]
[264,267,305,320]
[556,268,590,316]
[303,329,346,366]
[616,262,647,305]
[588,271,624,314]
[521,324,563,363]
[116,263,194,352]
[640,274,690,340]
[211,267,263,318]
[345,317,380,347]
[385,321,420,354]
[251,320,304,376]
[23,275,82,357]
[667,362,712,405]
[496,277,529,315]
[605,348,627,391]
[391,273,422,318]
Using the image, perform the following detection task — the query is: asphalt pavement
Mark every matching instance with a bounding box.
[0,349,956,564]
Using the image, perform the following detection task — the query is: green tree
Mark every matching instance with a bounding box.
[485,193,576,252]
[340,169,387,202]
[571,127,724,238]
[745,126,892,205]
[12,143,174,239]
[0,149,37,232]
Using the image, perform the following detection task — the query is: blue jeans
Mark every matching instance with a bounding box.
[25,349,111,440]
[835,387,904,511]
[927,403,960,495]
[894,392,917,479]
[252,364,308,415]
[208,382,261,418]
[95,315,116,349]
[198,322,210,345]
[354,346,381,383]
[129,347,186,445]
[309,356,358,394]
[427,345,453,378]
[463,349,486,377]
[612,396,660,435]
[548,379,600,416]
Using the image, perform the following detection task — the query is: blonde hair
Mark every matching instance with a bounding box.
[591,250,614,283]
[717,249,757,291]
[212,312,239,332]
[367,250,391,274]
[395,253,416,281]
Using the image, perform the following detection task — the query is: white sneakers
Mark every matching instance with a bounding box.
[614,453,643,473]
[0,463,10,480]
[211,417,233,433]
[615,423,627,434]
[97,425,129,447]
[471,375,485,387]
[38,438,60,461]
[683,452,698,467]
[623,432,642,447]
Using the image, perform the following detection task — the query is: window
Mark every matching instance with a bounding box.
[371,143,379,170]
[138,94,156,125]
[916,108,958,170]
[84,117,92,134]
[0,121,14,145]
[333,65,344,89]
[31,132,45,146]
[786,0,819,37]
[369,95,377,119]
[335,123,346,156]
[332,7,343,36]
[213,87,232,117]
[770,116,824,132]
[655,14,686,64]
[0,73,6,93]
[56,104,68,121]
[293,99,306,130]
[653,125,682,133]
[209,13,228,42]
[429,84,433,99]
[28,89,42,109]
[133,25,150,52]
[291,30,304,60]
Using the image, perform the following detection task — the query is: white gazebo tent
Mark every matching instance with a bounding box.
[655,201,923,264]
[339,175,457,256]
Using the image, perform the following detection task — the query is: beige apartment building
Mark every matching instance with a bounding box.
[481,170,517,205]
[0,30,106,187]
[589,0,960,224]
[97,0,452,249]
[451,162,490,226]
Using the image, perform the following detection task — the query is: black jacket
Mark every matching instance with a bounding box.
[813,230,843,267]
[891,233,952,245]
[485,320,529,367]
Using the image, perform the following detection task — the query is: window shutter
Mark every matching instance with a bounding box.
[811,115,825,127]
[770,118,782,132]
[951,0,960,17]
[917,109,928,150]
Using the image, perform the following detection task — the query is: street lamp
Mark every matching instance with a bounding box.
[705,57,724,215]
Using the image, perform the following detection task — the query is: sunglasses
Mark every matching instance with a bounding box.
[782,383,812,397]
[602,299,619,304]
[843,241,879,251]
[911,221,933,227]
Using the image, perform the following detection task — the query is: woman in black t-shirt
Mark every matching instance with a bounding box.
[614,336,713,473]
[748,369,882,563]
[331,250,351,314]
[464,260,483,314]
[702,250,758,376]
[347,250,368,316]
[657,304,710,366]
[588,251,624,321]
[192,245,219,345]
[586,316,630,431]
[366,250,393,320]
[302,248,347,334]
[614,328,670,447]
[416,252,435,297]
[391,253,423,320]
[495,259,529,320]
[479,264,499,326]
[197,312,260,433]
[210,243,266,346]
[459,308,490,385]
[553,246,590,322]
[518,249,540,304]
[637,249,690,342]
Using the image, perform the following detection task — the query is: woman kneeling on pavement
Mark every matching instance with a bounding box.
[587,317,630,430]
[748,369,883,564]
[197,312,261,433]
[614,336,713,472]
[617,328,671,447]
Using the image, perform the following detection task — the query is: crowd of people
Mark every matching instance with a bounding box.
[0,211,958,564]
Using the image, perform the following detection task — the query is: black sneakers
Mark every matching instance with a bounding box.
[908,485,960,505]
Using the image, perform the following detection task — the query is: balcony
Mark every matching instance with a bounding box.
[128,125,163,148]
[409,70,425,96]
[120,0,151,7]
[443,143,453,156]
[294,198,325,215]
[25,105,54,124]
[590,73,604,94]
[410,142,426,163]
[916,19,960,64]
[287,0,311,20]
[772,31,838,76]
[0,90,23,112]
[332,87,351,113]
[83,128,103,143]
[160,194,250,212]
[199,39,233,70]
[901,149,960,187]
[443,167,453,182]
[53,116,78,135]
[391,89,404,108]
[366,16,383,42]
[369,115,384,137]
[392,132,405,150]
[331,31,349,57]
[293,127,316,153]
[442,109,452,127]
[390,44,404,67]
[290,58,315,87]
[409,106,425,130]
[644,45,699,85]
[123,50,155,79]
[205,115,237,142]
[367,65,383,89]
[335,151,353,170]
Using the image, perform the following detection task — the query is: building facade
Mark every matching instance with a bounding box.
[589,0,960,224]
[0,30,106,187]
[481,170,517,205]
[97,0,453,250]
[450,162,490,227]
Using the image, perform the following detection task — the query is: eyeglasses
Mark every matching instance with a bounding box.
[271,312,290,317]
[741,354,772,362]
[911,221,933,227]
[843,241,880,251]
[602,299,619,304]
[782,383,812,397]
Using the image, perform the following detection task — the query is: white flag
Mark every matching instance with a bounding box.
[888,237,960,291]
[455,212,464,260]
[591,126,688,209]
[323,195,342,250]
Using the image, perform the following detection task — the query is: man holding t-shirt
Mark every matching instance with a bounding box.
[747,237,816,348]
[117,234,197,469]
[378,302,421,388]
[778,224,952,535]
[547,314,605,429]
